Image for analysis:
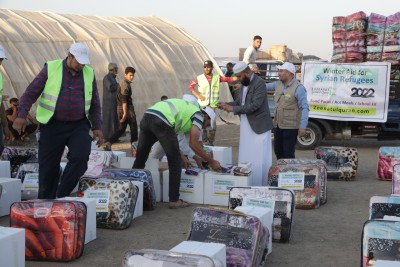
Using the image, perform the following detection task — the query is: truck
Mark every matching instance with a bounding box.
[256,60,400,150]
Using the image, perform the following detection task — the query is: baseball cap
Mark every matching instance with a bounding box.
[203,60,213,68]
[201,106,216,129]
[69,43,90,64]
[277,62,296,74]
[0,45,7,59]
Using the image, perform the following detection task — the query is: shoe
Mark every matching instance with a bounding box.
[103,142,112,151]
[168,199,191,209]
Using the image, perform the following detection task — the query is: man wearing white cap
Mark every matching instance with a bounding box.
[133,98,221,209]
[13,42,103,199]
[218,61,274,186]
[266,62,309,159]
[0,45,11,154]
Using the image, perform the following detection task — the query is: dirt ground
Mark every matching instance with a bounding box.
[0,124,394,267]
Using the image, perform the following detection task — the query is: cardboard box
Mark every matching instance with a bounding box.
[150,170,161,202]
[59,197,97,244]
[204,172,252,206]
[0,161,11,178]
[163,170,207,204]
[375,260,400,267]
[0,178,21,216]
[131,181,143,219]
[0,226,25,267]
[170,241,226,267]
[234,206,274,255]
[204,146,233,166]
[111,151,127,167]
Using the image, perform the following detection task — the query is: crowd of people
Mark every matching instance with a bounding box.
[0,36,309,208]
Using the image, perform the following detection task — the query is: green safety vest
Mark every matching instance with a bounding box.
[197,74,220,108]
[36,59,94,124]
[148,98,201,134]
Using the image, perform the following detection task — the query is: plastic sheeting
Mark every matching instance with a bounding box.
[0,9,237,124]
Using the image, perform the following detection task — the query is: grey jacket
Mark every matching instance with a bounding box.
[228,74,273,134]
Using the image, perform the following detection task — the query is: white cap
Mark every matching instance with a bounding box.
[68,43,90,64]
[233,61,248,73]
[201,106,216,129]
[182,94,199,107]
[277,62,296,74]
[0,45,7,59]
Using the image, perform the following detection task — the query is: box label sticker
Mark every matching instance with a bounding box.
[243,197,275,211]
[212,179,235,195]
[278,172,305,190]
[84,190,110,213]
[180,177,194,194]
[22,173,39,190]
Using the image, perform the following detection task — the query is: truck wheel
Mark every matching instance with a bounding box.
[296,121,322,150]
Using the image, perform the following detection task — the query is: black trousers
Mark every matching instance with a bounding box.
[108,107,138,144]
[274,126,298,160]
[133,114,181,202]
[38,119,91,199]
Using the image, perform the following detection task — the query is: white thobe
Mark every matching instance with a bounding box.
[238,86,272,186]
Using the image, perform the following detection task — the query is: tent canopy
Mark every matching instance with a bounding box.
[0,9,235,123]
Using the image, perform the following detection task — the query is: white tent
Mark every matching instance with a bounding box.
[0,9,235,123]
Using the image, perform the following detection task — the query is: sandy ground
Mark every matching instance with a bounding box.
[0,124,395,267]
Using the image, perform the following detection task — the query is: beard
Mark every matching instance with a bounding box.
[241,76,251,86]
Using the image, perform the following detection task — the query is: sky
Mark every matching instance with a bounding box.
[0,0,398,61]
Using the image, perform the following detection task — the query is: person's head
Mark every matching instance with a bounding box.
[124,66,136,83]
[252,35,262,49]
[233,61,252,86]
[277,62,296,84]
[226,62,234,72]
[201,106,216,130]
[108,62,118,75]
[0,45,7,66]
[161,95,168,101]
[67,43,90,73]
[9,97,18,107]
[203,60,213,75]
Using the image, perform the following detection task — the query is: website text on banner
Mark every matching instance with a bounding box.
[301,62,391,122]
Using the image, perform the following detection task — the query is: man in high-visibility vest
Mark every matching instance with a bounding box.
[0,45,11,154]
[188,60,237,146]
[133,98,222,209]
[13,43,103,199]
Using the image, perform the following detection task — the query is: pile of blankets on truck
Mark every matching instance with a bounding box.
[332,11,400,64]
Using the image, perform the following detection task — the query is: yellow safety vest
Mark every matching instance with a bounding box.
[197,74,220,108]
[147,98,200,134]
[36,59,94,124]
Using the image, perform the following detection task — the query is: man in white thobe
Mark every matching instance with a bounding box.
[218,61,274,186]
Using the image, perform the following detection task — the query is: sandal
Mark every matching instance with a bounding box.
[169,199,191,209]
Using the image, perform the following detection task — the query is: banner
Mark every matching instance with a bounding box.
[301,62,391,122]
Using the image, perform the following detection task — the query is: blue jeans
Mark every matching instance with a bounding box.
[133,114,181,202]
[274,126,298,160]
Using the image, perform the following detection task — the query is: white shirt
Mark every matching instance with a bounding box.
[243,45,258,70]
